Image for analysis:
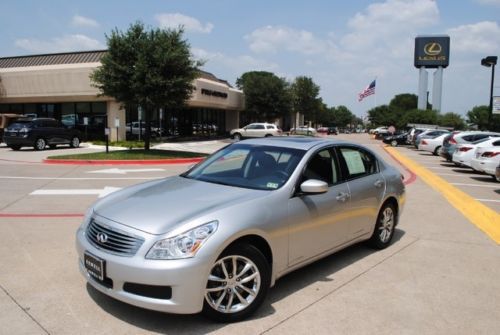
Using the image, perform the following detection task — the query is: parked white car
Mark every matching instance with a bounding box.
[290,126,317,136]
[418,133,449,155]
[471,145,500,180]
[452,137,500,168]
[230,123,282,141]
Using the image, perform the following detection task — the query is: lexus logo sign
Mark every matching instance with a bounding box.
[414,35,450,68]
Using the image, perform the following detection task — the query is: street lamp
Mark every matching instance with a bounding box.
[481,56,497,126]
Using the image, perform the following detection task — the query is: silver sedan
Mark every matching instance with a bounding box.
[76,137,405,322]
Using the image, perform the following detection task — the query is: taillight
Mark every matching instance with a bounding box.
[421,140,428,145]
[482,152,500,158]
[459,147,472,152]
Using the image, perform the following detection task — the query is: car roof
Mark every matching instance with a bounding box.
[238,136,345,150]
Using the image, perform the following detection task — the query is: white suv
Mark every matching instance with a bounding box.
[230,123,282,141]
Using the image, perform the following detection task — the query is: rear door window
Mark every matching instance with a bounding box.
[337,147,378,180]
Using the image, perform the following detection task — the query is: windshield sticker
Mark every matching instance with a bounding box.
[266,182,279,189]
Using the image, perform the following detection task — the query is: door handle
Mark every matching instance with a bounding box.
[374,179,384,188]
[336,192,350,202]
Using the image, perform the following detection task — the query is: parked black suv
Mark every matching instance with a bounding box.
[3,118,81,151]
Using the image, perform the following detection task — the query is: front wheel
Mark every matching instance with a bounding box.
[368,202,397,249]
[233,133,241,141]
[10,145,21,151]
[202,244,270,322]
[34,138,46,151]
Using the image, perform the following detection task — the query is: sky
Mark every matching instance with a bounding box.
[0,0,499,118]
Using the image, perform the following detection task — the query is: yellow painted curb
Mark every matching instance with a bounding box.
[385,146,500,244]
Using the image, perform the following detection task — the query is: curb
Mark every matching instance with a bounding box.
[43,157,205,165]
[381,145,417,185]
[384,146,500,244]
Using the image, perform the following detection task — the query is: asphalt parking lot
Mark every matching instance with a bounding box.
[0,134,499,335]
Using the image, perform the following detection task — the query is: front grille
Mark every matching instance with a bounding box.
[86,219,144,257]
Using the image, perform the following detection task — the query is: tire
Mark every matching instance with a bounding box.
[10,145,21,151]
[233,133,241,141]
[391,140,398,147]
[265,134,273,137]
[433,146,441,156]
[34,138,46,151]
[70,136,80,148]
[202,244,270,322]
[368,202,397,249]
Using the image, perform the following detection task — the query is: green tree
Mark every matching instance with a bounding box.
[332,105,355,127]
[91,22,200,150]
[402,109,439,127]
[290,76,321,124]
[389,93,418,112]
[367,105,402,128]
[466,105,500,131]
[438,112,465,130]
[236,71,291,122]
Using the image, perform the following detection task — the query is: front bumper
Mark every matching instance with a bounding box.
[76,225,213,314]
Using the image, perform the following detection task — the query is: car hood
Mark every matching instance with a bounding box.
[93,176,265,235]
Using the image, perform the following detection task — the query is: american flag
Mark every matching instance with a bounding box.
[358,80,376,102]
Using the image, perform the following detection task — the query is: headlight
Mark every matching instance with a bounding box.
[146,221,218,260]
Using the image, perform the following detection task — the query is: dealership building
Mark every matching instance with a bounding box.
[0,50,244,141]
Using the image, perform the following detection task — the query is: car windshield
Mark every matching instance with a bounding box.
[8,120,32,128]
[182,143,306,190]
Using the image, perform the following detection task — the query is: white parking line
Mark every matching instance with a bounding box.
[435,172,479,177]
[0,175,158,180]
[451,183,499,188]
[476,199,500,203]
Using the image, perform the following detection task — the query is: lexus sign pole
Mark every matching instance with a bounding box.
[414,35,450,112]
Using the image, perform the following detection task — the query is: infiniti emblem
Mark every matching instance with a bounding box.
[96,232,108,244]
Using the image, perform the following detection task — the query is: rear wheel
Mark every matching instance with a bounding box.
[265,134,273,137]
[10,145,21,151]
[202,244,270,322]
[34,138,46,151]
[368,202,396,249]
[391,140,398,147]
[433,146,441,156]
[70,136,80,148]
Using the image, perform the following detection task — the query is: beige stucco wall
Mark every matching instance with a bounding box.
[0,64,244,111]
[0,63,105,103]
[0,62,243,140]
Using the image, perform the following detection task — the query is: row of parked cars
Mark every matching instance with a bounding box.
[381,127,500,182]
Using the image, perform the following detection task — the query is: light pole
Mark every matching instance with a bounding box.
[481,56,497,126]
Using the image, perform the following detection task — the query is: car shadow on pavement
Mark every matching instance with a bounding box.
[85,229,405,333]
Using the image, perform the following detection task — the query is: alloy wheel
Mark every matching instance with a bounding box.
[378,207,394,243]
[205,255,261,314]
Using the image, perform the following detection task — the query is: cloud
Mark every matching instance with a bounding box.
[192,47,278,76]
[71,15,99,28]
[245,25,328,55]
[447,21,500,54]
[15,34,104,54]
[341,0,439,51]
[155,13,213,33]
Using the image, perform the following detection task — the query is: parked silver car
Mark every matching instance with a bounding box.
[76,137,405,322]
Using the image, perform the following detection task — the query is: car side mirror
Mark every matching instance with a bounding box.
[300,179,328,194]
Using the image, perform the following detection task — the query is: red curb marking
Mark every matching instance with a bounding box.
[382,146,417,186]
[43,157,205,165]
[0,213,84,218]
